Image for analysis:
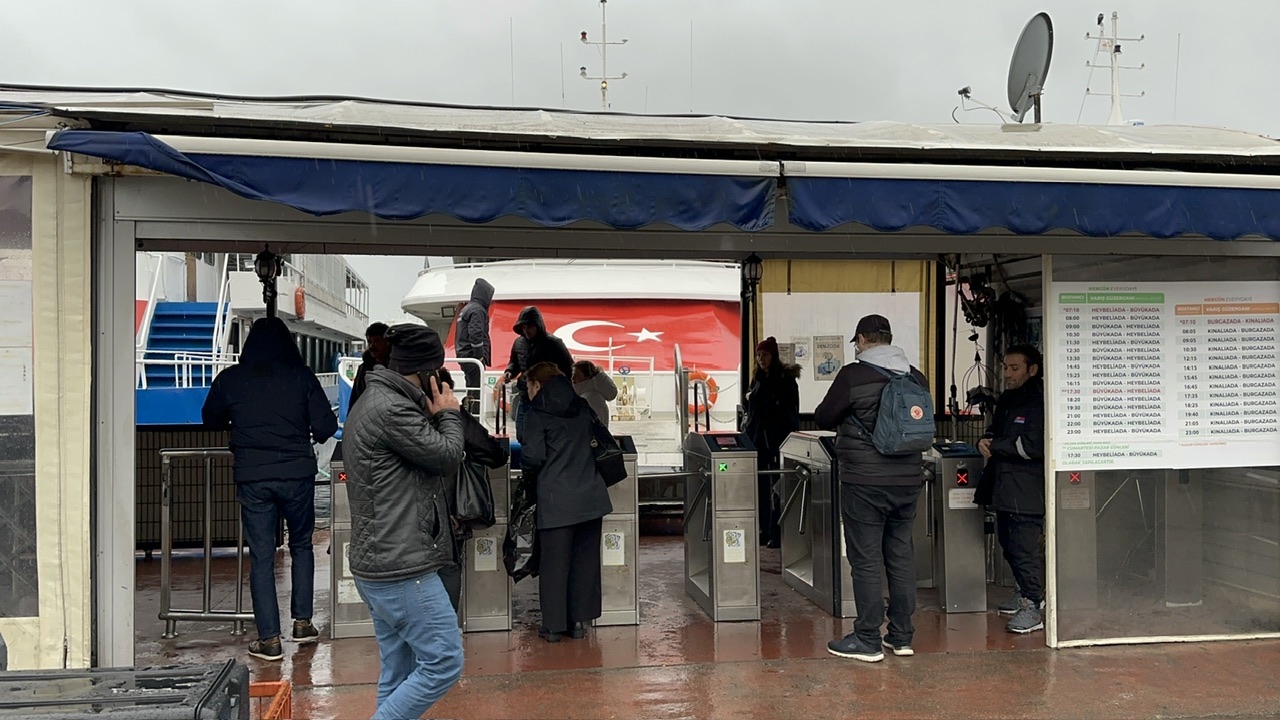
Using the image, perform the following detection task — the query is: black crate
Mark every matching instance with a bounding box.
[0,659,249,719]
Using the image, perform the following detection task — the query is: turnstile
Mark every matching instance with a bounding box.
[458,438,514,632]
[683,431,759,621]
[597,435,640,626]
[926,442,987,613]
[331,438,516,636]
[330,441,375,638]
[778,431,855,618]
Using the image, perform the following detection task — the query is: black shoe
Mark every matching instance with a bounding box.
[292,618,320,644]
[827,633,884,662]
[568,622,586,639]
[538,626,561,643]
[765,538,780,549]
[248,636,283,661]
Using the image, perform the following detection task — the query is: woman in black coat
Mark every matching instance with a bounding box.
[742,336,801,548]
[520,362,613,642]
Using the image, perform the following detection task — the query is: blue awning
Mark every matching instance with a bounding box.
[47,130,778,232]
[788,175,1280,241]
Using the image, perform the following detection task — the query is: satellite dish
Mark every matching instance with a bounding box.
[1007,12,1054,123]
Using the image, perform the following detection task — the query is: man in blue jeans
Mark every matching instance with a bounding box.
[342,324,466,719]
[815,315,929,663]
[203,317,338,661]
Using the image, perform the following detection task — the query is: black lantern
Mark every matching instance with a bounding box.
[254,245,282,317]
[741,253,764,286]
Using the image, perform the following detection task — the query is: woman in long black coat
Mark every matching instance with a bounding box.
[743,336,801,548]
[520,362,613,642]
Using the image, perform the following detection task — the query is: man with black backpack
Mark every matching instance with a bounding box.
[815,314,933,663]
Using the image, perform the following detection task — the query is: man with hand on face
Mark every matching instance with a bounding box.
[975,344,1046,635]
[341,323,466,720]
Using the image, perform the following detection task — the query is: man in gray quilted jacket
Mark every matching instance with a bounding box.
[342,323,465,720]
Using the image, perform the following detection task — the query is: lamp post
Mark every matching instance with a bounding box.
[254,245,282,318]
[578,0,628,110]
[739,253,764,422]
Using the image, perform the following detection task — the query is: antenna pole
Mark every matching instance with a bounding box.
[1173,33,1182,123]
[578,0,629,110]
[1034,95,1042,124]
[1085,11,1145,125]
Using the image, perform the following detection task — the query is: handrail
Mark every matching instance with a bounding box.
[135,253,165,352]
[210,253,231,360]
[158,447,252,638]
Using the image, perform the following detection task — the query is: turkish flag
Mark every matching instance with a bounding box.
[446,300,741,372]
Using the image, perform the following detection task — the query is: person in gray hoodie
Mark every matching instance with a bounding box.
[571,360,618,428]
[454,278,495,406]
[814,314,929,664]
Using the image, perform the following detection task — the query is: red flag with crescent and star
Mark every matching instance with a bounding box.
[445,300,741,372]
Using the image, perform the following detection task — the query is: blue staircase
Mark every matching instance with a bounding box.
[136,302,227,425]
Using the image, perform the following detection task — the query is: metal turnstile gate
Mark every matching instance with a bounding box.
[778,431,855,618]
[331,438,516,636]
[926,442,987,613]
[683,431,759,621]
[597,435,640,626]
[330,441,374,638]
[458,437,514,632]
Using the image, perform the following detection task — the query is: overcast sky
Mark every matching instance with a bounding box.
[6,0,1277,320]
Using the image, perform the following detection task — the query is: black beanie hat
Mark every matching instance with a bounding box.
[385,324,445,375]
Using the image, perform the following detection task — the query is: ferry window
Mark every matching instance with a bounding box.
[0,175,39,618]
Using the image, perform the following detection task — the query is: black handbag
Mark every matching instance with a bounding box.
[454,456,496,531]
[588,408,628,487]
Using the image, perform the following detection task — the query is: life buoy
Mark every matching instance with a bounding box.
[294,287,306,320]
[687,371,719,415]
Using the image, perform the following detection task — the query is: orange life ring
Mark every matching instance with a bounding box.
[687,371,719,415]
[294,287,306,320]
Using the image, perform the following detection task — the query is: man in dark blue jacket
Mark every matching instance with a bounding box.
[976,344,1046,634]
[203,317,338,661]
[454,278,494,407]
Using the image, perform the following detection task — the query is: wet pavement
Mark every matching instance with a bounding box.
[136,532,1280,719]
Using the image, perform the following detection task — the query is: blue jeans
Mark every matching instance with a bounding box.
[841,483,922,646]
[355,572,464,720]
[236,478,315,640]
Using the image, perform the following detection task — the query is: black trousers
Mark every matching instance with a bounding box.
[756,448,781,545]
[841,483,921,646]
[997,511,1044,605]
[460,360,483,402]
[537,517,603,634]
[439,535,462,613]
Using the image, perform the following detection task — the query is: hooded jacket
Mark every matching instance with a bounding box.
[503,306,574,399]
[456,279,495,365]
[342,368,465,580]
[977,376,1045,514]
[573,369,619,429]
[521,375,613,530]
[202,317,337,483]
[814,345,928,487]
[743,362,802,452]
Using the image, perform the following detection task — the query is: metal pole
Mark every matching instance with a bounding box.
[233,509,246,636]
[161,456,176,639]
[202,457,213,615]
[739,278,751,417]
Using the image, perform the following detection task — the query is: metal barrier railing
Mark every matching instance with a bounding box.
[159,448,253,638]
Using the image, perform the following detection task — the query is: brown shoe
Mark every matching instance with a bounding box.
[292,619,320,644]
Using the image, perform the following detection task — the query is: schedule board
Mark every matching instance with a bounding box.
[1053,282,1279,471]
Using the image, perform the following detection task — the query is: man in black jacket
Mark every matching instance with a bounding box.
[349,321,389,408]
[502,306,574,441]
[342,324,465,719]
[814,315,928,663]
[977,344,1046,634]
[455,278,494,407]
[202,317,338,662]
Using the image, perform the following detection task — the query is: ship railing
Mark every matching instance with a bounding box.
[574,353,656,421]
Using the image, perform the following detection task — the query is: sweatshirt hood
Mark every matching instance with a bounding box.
[513,305,547,335]
[239,317,304,367]
[856,344,911,374]
[470,278,495,308]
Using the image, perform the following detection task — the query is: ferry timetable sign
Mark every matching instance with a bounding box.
[1054,281,1279,471]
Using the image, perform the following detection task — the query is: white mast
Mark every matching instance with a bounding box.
[578,0,629,110]
[1084,12,1145,125]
